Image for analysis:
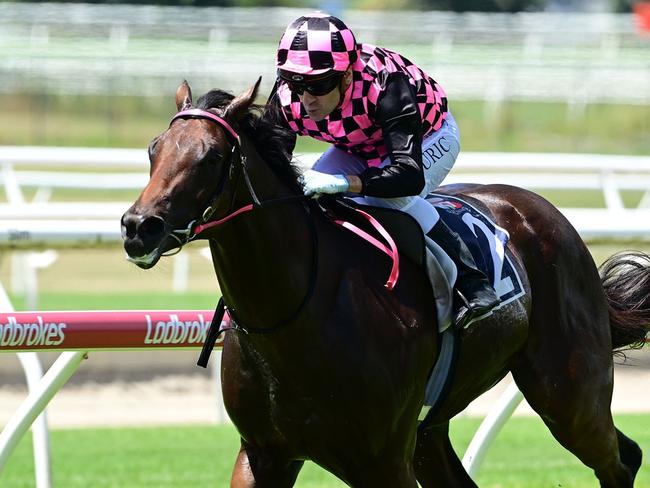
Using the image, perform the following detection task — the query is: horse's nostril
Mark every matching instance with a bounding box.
[121,212,142,239]
[121,213,166,243]
[138,216,166,239]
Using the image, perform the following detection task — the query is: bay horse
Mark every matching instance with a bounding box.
[121,79,650,487]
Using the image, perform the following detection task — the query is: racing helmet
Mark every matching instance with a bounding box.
[276,12,358,78]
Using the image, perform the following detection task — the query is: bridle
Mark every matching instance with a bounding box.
[161,108,319,345]
[164,108,256,251]
[163,108,307,252]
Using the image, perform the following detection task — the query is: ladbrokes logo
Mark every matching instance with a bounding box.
[144,314,210,345]
[0,316,66,347]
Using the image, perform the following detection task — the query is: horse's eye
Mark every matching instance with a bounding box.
[203,149,223,165]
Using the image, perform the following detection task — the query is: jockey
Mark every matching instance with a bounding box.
[267,12,499,329]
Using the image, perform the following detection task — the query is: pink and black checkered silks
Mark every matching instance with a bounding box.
[277,43,449,168]
[276,13,358,75]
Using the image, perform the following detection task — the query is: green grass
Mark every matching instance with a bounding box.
[5,292,217,312]
[1,416,648,487]
[1,93,648,155]
[451,416,650,488]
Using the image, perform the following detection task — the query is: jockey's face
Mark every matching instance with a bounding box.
[299,68,352,122]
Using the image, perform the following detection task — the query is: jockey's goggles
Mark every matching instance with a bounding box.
[278,70,344,96]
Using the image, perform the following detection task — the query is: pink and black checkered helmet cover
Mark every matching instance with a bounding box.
[276,13,358,76]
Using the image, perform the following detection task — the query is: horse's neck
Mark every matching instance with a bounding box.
[208,143,314,329]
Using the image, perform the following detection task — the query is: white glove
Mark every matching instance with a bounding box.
[300,169,350,197]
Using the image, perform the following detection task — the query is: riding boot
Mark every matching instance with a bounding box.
[426,219,500,329]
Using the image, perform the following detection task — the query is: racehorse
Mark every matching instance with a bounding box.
[121,79,650,488]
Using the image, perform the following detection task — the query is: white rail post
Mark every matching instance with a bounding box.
[15,353,53,488]
[172,252,189,293]
[0,282,53,488]
[461,381,524,478]
[0,351,88,482]
[1,163,25,204]
[601,170,625,211]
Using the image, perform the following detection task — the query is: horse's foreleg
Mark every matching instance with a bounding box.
[230,440,304,488]
[414,422,478,488]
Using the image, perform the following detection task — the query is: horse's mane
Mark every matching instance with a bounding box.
[196,89,302,193]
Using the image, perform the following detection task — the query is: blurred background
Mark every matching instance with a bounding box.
[1,0,649,152]
[0,1,649,486]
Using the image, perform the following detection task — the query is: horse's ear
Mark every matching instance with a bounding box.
[175,80,193,111]
[224,77,261,123]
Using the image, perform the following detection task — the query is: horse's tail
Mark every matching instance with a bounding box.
[600,250,650,350]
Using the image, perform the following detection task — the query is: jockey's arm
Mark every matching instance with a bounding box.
[350,72,424,198]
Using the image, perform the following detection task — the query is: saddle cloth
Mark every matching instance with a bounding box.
[428,193,525,310]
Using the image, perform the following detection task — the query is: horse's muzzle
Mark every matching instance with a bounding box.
[121,211,168,268]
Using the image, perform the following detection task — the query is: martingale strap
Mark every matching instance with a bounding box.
[197,297,225,368]
[192,204,255,235]
[335,207,400,290]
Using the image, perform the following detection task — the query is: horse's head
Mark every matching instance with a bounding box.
[121,79,261,269]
